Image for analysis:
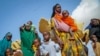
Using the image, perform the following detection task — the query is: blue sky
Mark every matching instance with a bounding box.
[0,0,81,41]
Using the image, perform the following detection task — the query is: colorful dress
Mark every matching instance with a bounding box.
[51,13,86,56]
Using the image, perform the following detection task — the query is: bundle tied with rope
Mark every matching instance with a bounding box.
[39,18,51,33]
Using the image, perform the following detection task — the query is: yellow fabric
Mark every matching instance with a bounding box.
[83,29,90,43]
[83,29,89,35]
[51,18,60,36]
[51,19,86,56]
[75,21,84,31]
[32,45,37,53]
[62,31,85,56]
[94,42,100,56]
[11,40,21,51]
[39,18,51,33]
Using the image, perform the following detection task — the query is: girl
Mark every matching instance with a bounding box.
[33,38,41,56]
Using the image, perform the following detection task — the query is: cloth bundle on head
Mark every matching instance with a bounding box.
[11,40,21,51]
[39,18,51,33]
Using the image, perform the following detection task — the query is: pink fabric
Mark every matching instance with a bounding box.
[53,18,70,32]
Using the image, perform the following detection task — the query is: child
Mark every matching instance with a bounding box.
[32,38,41,56]
[62,10,77,31]
[13,50,23,56]
[5,48,13,56]
[62,10,78,39]
[91,35,100,56]
[40,31,61,56]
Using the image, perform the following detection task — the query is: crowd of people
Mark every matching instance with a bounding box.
[0,3,100,56]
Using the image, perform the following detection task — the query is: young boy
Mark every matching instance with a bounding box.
[40,32,61,56]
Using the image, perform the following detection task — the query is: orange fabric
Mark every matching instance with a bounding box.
[62,16,78,31]
[54,13,62,22]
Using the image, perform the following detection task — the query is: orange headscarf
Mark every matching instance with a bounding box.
[54,13,62,22]
[62,16,78,31]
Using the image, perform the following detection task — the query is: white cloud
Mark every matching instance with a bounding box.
[71,0,100,29]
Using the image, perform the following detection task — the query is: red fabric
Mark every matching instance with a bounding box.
[62,16,78,31]
[54,13,62,22]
